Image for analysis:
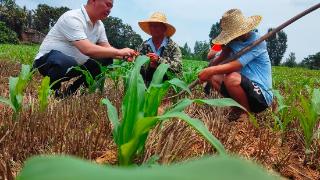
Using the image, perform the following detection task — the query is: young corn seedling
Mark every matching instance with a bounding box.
[102,56,247,166]
[37,76,51,112]
[107,60,133,91]
[295,88,320,156]
[272,89,296,133]
[72,63,109,94]
[0,64,33,119]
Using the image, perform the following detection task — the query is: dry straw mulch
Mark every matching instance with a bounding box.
[0,61,319,180]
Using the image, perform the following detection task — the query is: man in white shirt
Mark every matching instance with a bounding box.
[33,0,136,97]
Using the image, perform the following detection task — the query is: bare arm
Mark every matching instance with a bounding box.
[73,39,135,59]
[198,60,242,82]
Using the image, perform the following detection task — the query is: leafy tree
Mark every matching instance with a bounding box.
[283,52,297,67]
[0,21,19,44]
[102,16,142,49]
[266,28,287,66]
[0,0,28,39]
[33,4,70,34]
[194,41,210,60]
[300,52,320,70]
[209,22,221,45]
[180,42,192,59]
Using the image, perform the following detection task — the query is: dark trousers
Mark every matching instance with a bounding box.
[33,50,113,95]
[140,66,169,87]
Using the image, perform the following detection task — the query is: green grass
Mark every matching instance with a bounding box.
[0,44,39,64]
[1,44,319,89]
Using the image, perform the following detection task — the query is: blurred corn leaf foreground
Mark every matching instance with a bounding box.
[17,155,278,180]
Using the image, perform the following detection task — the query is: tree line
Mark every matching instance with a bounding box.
[0,0,143,49]
[0,0,319,69]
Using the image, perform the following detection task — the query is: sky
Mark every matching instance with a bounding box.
[15,0,320,62]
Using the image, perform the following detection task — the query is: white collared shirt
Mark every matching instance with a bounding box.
[35,5,108,64]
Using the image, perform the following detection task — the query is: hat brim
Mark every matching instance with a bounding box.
[138,20,176,37]
[212,15,262,45]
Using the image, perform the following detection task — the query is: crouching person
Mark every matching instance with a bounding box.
[33,0,136,98]
[198,9,273,121]
[137,12,182,86]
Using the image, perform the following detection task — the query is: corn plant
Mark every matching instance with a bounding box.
[272,89,296,133]
[0,64,33,118]
[295,88,320,154]
[107,60,133,90]
[72,64,109,94]
[17,155,277,180]
[182,66,202,84]
[37,76,51,112]
[102,56,247,166]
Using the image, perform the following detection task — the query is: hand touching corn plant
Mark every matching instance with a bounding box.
[102,56,247,166]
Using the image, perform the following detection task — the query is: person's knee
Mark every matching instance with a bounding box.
[44,51,78,82]
[224,72,241,87]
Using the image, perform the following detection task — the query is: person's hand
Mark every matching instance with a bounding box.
[198,67,214,83]
[119,48,135,56]
[120,49,139,62]
[207,50,218,60]
[146,53,159,62]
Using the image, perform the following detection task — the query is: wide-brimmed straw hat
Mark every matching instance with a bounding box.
[138,12,176,37]
[212,9,262,45]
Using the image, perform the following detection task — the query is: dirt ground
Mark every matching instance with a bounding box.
[0,61,319,179]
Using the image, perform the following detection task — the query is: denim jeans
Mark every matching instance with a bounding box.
[33,50,113,95]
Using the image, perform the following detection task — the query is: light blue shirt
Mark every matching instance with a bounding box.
[228,31,273,106]
[147,37,168,56]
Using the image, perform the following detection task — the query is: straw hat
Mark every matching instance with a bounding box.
[212,9,262,45]
[138,12,176,37]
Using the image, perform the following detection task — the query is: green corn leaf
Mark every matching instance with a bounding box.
[16,64,32,93]
[167,78,191,95]
[160,112,225,155]
[38,76,51,112]
[121,56,148,145]
[19,64,32,81]
[144,84,170,117]
[101,98,120,144]
[167,98,193,113]
[192,99,247,111]
[17,155,277,180]
[150,63,169,86]
[9,77,19,112]
[168,98,247,114]
[121,111,225,165]
[73,66,95,88]
[311,89,320,115]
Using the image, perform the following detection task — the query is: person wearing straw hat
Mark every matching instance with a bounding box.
[198,9,273,119]
[138,12,182,86]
